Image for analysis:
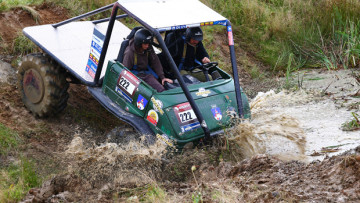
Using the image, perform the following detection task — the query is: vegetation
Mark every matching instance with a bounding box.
[0,123,19,155]
[0,0,43,12]
[0,124,39,202]
[12,32,37,55]
[202,0,360,72]
[0,157,40,202]
[342,112,360,131]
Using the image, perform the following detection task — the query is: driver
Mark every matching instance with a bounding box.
[123,28,173,92]
[167,27,211,81]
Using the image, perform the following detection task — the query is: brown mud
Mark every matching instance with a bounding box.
[0,3,360,202]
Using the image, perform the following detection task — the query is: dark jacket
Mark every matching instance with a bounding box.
[123,39,165,80]
[168,37,209,70]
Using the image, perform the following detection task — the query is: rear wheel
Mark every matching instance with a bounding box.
[17,53,69,117]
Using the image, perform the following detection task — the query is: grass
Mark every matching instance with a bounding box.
[12,32,38,56]
[0,0,43,12]
[0,123,20,155]
[0,157,40,202]
[0,124,40,202]
[49,0,113,17]
[341,112,360,131]
[144,185,168,202]
[202,0,360,72]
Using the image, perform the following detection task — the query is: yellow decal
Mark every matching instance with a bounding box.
[195,88,211,97]
[156,134,174,147]
[151,97,164,115]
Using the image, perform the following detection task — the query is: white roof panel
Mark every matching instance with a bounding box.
[23,21,130,83]
[117,0,227,30]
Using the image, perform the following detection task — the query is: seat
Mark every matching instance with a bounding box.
[116,39,129,63]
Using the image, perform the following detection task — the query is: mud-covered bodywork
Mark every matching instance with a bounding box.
[102,60,250,147]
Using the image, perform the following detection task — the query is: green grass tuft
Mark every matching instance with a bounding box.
[0,123,20,155]
[0,0,44,12]
[342,112,360,131]
[12,32,37,55]
[0,157,40,202]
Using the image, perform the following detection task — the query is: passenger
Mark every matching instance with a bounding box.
[167,27,211,81]
[123,28,173,92]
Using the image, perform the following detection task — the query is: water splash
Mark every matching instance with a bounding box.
[227,90,310,161]
[229,89,359,162]
[65,133,168,187]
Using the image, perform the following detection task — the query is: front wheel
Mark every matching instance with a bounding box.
[17,53,69,117]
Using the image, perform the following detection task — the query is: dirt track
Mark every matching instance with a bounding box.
[1,4,360,202]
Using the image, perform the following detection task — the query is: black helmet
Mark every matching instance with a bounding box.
[134,28,153,47]
[186,27,203,41]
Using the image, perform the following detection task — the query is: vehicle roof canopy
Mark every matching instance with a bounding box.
[118,0,227,31]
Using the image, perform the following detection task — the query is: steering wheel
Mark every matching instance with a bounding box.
[191,62,218,73]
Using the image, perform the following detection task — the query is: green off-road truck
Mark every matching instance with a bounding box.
[18,0,250,148]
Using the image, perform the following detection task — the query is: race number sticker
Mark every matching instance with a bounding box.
[118,76,136,94]
[115,70,140,103]
[178,109,197,123]
[173,102,200,133]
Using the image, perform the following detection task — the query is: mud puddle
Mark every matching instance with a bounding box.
[233,69,360,162]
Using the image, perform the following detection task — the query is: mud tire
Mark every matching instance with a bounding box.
[17,53,69,117]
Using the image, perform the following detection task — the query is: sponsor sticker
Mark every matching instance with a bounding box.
[136,94,148,110]
[115,86,133,103]
[200,21,214,26]
[151,97,164,115]
[181,122,201,133]
[171,25,187,30]
[211,106,223,121]
[195,88,211,97]
[213,20,227,26]
[86,28,104,78]
[227,26,234,46]
[173,102,200,133]
[156,134,174,147]
[147,110,158,125]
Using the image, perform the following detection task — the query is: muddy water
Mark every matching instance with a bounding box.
[232,69,360,162]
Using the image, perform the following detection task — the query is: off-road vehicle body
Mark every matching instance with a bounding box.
[19,0,250,148]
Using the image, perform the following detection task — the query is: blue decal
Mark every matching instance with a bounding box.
[115,86,133,103]
[227,26,232,32]
[171,25,187,30]
[136,94,148,110]
[211,107,223,121]
[181,122,200,133]
[91,41,103,53]
[214,20,227,26]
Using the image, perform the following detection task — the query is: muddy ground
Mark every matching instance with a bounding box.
[1,3,360,202]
